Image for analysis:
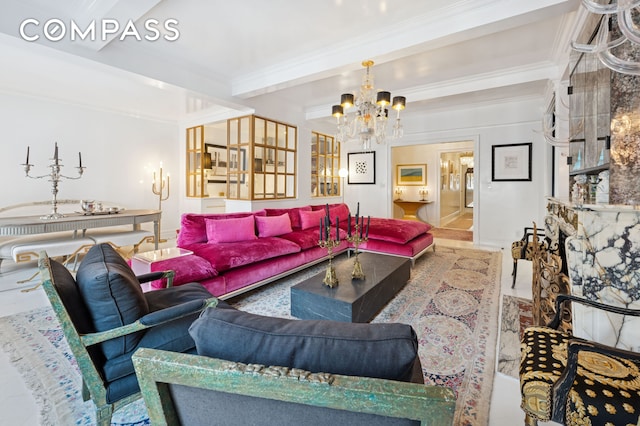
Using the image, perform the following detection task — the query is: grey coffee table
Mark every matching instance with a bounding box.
[290,252,411,323]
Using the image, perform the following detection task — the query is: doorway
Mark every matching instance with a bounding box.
[439,151,473,231]
[390,141,475,238]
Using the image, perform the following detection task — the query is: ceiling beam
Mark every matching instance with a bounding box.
[232,0,577,99]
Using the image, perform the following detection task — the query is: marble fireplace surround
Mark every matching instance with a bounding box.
[545,197,640,352]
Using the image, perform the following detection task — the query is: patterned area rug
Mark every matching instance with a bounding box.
[497,295,533,378]
[233,246,502,426]
[0,308,149,425]
[0,246,501,426]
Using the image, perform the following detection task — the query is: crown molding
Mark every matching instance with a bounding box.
[305,62,557,120]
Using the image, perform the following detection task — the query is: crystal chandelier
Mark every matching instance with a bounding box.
[331,60,406,151]
[572,0,640,75]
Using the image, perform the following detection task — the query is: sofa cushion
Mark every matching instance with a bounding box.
[205,215,257,243]
[255,213,292,238]
[364,217,431,244]
[177,211,265,246]
[150,253,218,285]
[279,228,347,250]
[299,209,327,230]
[191,237,301,273]
[264,206,311,230]
[48,257,94,335]
[329,203,350,224]
[102,282,213,383]
[190,307,420,382]
[76,243,149,359]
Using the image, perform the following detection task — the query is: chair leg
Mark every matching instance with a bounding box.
[512,261,518,288]
[95,404,114,426]
[17,271,39,285]
[524,413,538,426]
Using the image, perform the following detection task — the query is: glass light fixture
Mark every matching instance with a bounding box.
[332,60,406,151]
[572,0,640,75]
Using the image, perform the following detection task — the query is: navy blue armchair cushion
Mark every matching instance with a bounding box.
[101,283,214,403]
[49,258,95,335]
[76,244,149,359]
[190,306,421,383]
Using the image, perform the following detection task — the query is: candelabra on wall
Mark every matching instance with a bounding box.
[152,162,170,243]
[21,142,85,220]
[394,187,404,200]
[419,187,428,201]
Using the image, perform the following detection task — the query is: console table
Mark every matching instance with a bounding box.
[0,209,162,249]
[393,200,432,222]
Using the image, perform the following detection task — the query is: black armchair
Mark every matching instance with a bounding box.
[38,243,217,426]
[519,293,640,425]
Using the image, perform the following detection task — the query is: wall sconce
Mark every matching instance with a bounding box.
[338,168,348,202]
[419,187,428,201]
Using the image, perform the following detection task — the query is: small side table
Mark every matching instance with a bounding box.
[393,200,432,222]
[131,247,193,290]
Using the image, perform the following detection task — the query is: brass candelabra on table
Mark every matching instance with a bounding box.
[318,237,340,287]
[346,221,368,280]
[21,143,85,220]
[152,163,170,243]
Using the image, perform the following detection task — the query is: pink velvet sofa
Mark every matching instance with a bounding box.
[150,203,434,299]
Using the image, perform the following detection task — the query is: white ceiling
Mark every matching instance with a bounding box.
[0,0,585,125]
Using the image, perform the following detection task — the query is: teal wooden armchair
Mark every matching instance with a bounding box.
[132,347,457,426]
[38,245,218,426]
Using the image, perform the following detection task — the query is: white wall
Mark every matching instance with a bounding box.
[344,97,551,248]
[1,90,554,249]
[239,94,553,249]
[0,92,181,239]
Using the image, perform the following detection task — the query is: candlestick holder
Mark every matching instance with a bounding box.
[152,163,170,243]
[346,223,368,280]
[21,143,85,220]
[318,238,341,287]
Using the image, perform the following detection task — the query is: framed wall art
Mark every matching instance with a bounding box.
[491,142,532,181]
[347,151,376,184]
[397,164,427,186]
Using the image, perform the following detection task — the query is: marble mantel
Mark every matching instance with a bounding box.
[545,197,640,351]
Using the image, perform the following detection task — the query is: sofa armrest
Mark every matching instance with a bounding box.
[140,298,218,326]
[133,348,456,426]
[137,270,175,287]
[80,298,218,346]
[549,294,640,329]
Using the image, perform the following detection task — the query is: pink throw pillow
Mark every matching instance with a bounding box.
[329,204,350,224]
[299,209,327,230]
[205,215,257,243]
[264,206,311,230]
[255,213,293,238]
